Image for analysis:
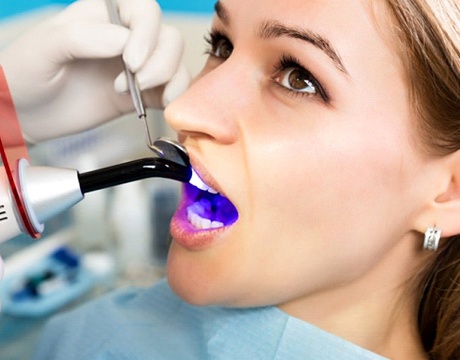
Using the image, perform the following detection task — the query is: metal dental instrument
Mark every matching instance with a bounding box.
[105,0,164,156]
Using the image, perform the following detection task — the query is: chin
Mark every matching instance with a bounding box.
[167,276,211,306]
[165,243,222,306]
[166,241,256,308]
[166,269,227,307]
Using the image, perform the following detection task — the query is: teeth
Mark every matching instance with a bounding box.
[189,169,219,194]
[187,207,224,230]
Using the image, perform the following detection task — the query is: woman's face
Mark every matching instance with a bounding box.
[164,0,434,316]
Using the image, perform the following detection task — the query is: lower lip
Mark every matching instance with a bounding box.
[169,200,231,251]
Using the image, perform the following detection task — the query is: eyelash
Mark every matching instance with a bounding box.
[204,30,329,103]
[204,30,232,58]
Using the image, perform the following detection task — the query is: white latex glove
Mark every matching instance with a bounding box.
[0,0,190,143]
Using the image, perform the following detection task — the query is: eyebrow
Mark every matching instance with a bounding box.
[259,21,349,75]
[214,1,349,76]
[214,1,229,25]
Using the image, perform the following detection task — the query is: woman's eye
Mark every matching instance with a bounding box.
[205,31,233,60]
[273,55,328,101]
[278,68,317,95]
[213,38,233,59]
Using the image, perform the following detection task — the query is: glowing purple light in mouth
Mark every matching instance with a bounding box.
[186,170,238,230]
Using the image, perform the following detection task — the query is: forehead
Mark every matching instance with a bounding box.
[213,0,379,31]
[214,0,401,79]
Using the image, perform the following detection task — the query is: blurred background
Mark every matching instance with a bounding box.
[0,1,213,358]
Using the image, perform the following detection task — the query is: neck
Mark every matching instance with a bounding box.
[278,235,430,359]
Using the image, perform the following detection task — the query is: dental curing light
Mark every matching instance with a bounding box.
[0,67,191,244]
[0,139,191,245]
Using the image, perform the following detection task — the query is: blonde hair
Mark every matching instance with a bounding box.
[384,0,460,358]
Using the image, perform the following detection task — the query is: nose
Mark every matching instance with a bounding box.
[164,61,243,145]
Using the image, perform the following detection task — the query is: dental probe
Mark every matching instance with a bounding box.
[104,0,164,156]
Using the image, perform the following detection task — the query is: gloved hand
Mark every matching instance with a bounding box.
[0,0,190,143]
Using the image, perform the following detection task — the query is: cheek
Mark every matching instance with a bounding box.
[230,124,420,303]
[248,120,417,261]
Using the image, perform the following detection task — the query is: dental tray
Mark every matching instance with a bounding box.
[0,246,99,317]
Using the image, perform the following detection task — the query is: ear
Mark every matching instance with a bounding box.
[414,151,460,238]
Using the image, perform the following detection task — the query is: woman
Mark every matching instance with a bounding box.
[33,0,460,359]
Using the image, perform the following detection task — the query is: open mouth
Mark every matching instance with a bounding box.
[185,169,239,230]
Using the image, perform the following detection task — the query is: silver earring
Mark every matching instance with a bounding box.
[424,227,442,251]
